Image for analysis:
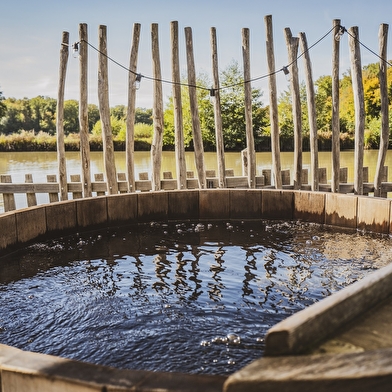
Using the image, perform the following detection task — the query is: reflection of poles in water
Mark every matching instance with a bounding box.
[259,249,277,306]
[152,253,171,292]
[208,247,226,302]
[85,254,120,296]
[242,248,257,297]
[188,246,203,301]
[129,256,150,303]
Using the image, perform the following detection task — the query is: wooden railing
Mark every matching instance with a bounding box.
[2,166,391,213]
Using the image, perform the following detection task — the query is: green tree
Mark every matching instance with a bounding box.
[0,90,6,120]
[88,104,100,132]
[63,100,80,135]
[219,61,267,150]
[163,61,268,151]
[135,108,153,125]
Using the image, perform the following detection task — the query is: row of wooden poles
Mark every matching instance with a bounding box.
[55,16,390,200]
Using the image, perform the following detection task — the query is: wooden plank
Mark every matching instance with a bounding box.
[374,24,389,197]
[0,183,59,193]
[265,262,392,356]
[318,167,327,184]
[185,26,206,189]
[117,172,128,193]
[126,22,141,193]
[171,21,187,190]
[79,23,92,198]
[264,16,281,189]
[161,179,177,190]
[139,172,149,181]
[135,180,152,192]
[57,31,69,201]
[331,19,341,193]
[243,27,257,188]
[226,176,249,188]
[284,28,302,190]
[151,23,164,191]
[69,174,82,199]
[98,24,118,195]
[224,347,392,392]
[211,26,226,188]
[340,167,348,183]
[1,175,16,212]
[301,169,308,185]
[186,179,199,189]
[255,175,265,188]
[262,170,272,186]
[25,174,37,207]
[47,175,59,203]
[281,169,290,186]
[94,173,106,196]
[300,31,319,191]
[349,26,365,195]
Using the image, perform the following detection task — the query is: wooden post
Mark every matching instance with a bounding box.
[242,28,256,188]
[56,31,69,201]
[1,175,16,212]
[151,23,164,191]
[331,19,341,193]
[348,26,365,196]
[98,25,118,194]
[265,15,282,189]
[284,28,302,190]
[299,32,319,191]
[25,174,37,207]
[126,23,141,193]
[47,175,59,203]
[79,23,92,198]
[374,23,389,197]
[171,21,187,190]
[211,27,226,188]
[185,26,206,189]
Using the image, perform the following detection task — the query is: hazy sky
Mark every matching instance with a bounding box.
[1,0,391,108]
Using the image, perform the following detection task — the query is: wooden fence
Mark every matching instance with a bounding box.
[0,16,391,213]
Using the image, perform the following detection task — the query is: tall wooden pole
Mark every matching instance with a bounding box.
[79,23,92,197]
[331,19,341,193]
[242,28,256,188]
[374,23,389,197]
[348,26,365,196]
[171,21,187,190]
[185,26,206,189]
[126,23,141,193]
[284,28,302,190]
[211,27,226,188]
[98,25,118,194]
[265,15,282,189]
[299,31,319,191]
[57,31,69,201]
[151,23,164,191]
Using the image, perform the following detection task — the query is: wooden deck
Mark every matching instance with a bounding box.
[224,262,392,392]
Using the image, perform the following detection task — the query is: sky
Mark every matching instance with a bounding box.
[1,0,392,109]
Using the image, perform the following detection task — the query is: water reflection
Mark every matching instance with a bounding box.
[1,220,392,375]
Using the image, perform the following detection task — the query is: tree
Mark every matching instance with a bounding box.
[163,61,268,151]
[63,100,80,135]
[0,90,6,120]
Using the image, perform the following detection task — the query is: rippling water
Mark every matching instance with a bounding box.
[1,220,391,375]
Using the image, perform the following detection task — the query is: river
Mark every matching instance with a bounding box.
[0,149,391,212]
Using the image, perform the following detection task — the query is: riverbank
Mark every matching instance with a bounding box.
[0,130,359,152]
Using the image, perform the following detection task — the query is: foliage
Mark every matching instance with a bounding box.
[163,61,268,151]
[1,60,392,152]
[0,90,6,119]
